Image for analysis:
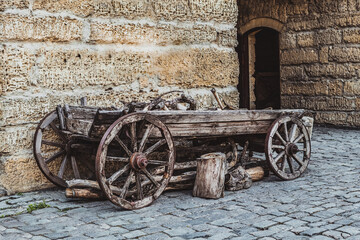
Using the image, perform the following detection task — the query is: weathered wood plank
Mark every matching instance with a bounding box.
[146,109,305,124]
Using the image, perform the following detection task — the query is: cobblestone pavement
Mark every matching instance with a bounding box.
[1,126,360,240]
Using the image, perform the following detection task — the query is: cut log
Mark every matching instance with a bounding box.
[193,153,226,199]
[246,166,265,182]
[65,188,105,199]
[226,165,252,191]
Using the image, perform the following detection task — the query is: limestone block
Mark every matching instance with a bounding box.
[0,45,36,93]
[0,0,28,11]
[319,46,329,63]
[189,0,238,23]
[238,0,287,25]
[33,0,95,17]
[344,81,360,95]
[315,29,342,45]
[281,81,327,96]
[347,113,360,127]
[217,28,238,47]
[343,28,360,43]
[0,156,53,193]
[329,47,360,62]
[280,33,297,50]
[281,48,318,65]
[33,0,150,19]
[0,125,36,156]
[280,66,306,81]
[286,2,309,16]
[315,112,348,125]
[310,0,341,13]
[286,17,319,32]
[36,48,151,90]
[0,14,83,42]
[305,63,358,79]
[154,48,239,88]
[297,32,315,47]
[152,0,191,21]
[90,21,218,46]
[328,81,344,96]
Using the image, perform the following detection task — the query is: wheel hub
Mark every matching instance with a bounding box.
[130,153,148,170]
[286,143,299,155]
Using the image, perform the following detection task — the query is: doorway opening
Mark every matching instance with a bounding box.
[237,28,280,110]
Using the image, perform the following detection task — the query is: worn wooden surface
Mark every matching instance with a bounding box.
[193,153,226,199]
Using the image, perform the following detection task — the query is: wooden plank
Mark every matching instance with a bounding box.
[66,106,98,119]
[146,109,305,124]
[66,118,93,135]
[149,120,273,138]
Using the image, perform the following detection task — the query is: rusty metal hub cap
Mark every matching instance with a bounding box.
[130,153,148,171]
[286,143,299,155]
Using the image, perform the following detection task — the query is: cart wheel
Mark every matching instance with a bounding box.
[34,111,83,188]
[96,113,175,209]
[265,115,311,180]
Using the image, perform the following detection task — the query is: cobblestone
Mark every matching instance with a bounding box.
[1,127,360,239]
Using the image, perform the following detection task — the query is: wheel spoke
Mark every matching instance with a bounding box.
[139,124,154,153]
[274,151,285,163]
[120,170,134,198]
[142,168,160,188]
[136,172,143,200]
[289,124,298,142]
[107,164,130,185]
[147,160,168,166]
[71,156,80,179]
[144,139,167,156]
[130,122,137,152]
[45,150,66,164]
[293,134,305,144]
[275,131,287,146]
[58,155,68,178]
[42,140,65,148]
[106,156,129,162]
[49,122,67,142]
[292,154,304,166]
[272,145,285,150]
[281,155,287,172]
[283,121,289,142]
[287,156,295,174]
[115,136,132,157]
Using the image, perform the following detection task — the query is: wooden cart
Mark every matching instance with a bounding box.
[34,106,311,209]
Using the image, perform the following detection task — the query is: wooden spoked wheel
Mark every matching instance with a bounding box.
[96,113,175,210]
[265,115,311,180]
[33,111,83,188]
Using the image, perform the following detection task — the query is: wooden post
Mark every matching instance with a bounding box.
[193,153,226,199]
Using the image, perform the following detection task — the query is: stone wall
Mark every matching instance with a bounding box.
[238,0,360,127]
[0,0,239,193]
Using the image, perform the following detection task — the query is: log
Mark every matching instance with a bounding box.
[193,153,226,199]
[226,165,252,191]
[65,188,105,199]
[246,166,265,182]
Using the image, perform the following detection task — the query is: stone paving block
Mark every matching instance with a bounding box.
[122,230,146,239]
[31,236,51,240]
[285,219,307,227]
[337,225,360,235]
[164,227,196,237]
[323,230,351,239]
[138,233,171,240]
[43,232,71,239]
[301,227,328,236]
[252,220,277,230]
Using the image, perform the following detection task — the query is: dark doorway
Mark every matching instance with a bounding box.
[237,28,280,109]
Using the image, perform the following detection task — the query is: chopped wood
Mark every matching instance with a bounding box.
[193,153,226,199]
[65,188,104,199]
[246,166,265,182]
